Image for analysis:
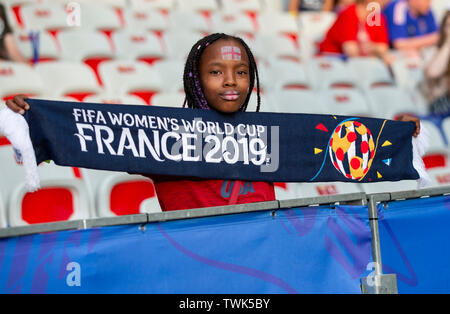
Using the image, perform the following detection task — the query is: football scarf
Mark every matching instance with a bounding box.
[0,98,429,191]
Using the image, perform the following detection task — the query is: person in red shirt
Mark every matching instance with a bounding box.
[319,0,392,64]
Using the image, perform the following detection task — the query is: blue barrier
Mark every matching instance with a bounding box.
[378,195,450,293]
[0,205,372,294]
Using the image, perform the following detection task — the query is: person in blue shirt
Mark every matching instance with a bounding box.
[383,0,438,53]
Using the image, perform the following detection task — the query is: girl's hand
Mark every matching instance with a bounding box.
[397,114,420,137]
[5,95,30,115]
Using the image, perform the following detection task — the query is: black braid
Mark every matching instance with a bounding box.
[182,33,261,112]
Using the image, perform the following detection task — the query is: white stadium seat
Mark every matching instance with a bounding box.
[0,191,6,228]
[14,30,60,62]
[421,119,447,153]
[359,180,418,194]
[123,8,170,32]
[267,90,327,114]
[211,12,256,35]
[257,12,299,35]
[221,0,262,13]
[77,3,123,31]
[176,0,219,13]
[151,92,185,108]
[0,61,44,100]
[298,11,337,43]
[307,57,358,90]
[273,182,301,200]
[163,30,204,60]
[321,88,372,117]
[20,3,68,31]
[253,34,300,61]
[168,10,213,33]
[58,29,115,62]
[391,56,424,91]
[151,60,184,92]
[265,58,312,91]
[98,60,162,104]
[347,57,394,90]
[112,30,165,64]
[129,0,176,11]
[34,61,103,100]
[365,86,424,120]
[297,182,362,198]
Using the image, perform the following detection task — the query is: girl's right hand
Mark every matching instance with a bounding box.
[5,94,30,115]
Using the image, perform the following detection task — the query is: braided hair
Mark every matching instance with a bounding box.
[182,33,261,112]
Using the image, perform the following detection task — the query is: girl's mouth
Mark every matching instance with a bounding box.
[220,91,240,101]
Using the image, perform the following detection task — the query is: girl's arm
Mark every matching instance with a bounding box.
[424,40,450,80]
[3,34,28,64]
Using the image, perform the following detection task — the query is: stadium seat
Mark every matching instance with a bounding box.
[98,60,162,105]
[298,11,337,44]
[96,173,161,217]
[441,117,450,145]
[129,0,176,10]
[431,0,447,25]
[168,10,214,33]
[34,61,103,101]
[77,3,123,31]
[391,56,424,91]
[176,0,219,13]
[426,166,450,188]
[273,182,301,200]
[123,8,170,32]
[257,12,299,36]
[296,182,362,198]
[19,3,68,32]
[8,178,92,226]
[247,91,270,112]
[0,143,90,226]
[83,94,148,106]
[163,30,204,60]
[267,90,327,114]
[112,30,165,65]
[0,191,6,228]
[151,60,184,93]
[57,30,115,84]
[253,34,300,62]
[346,57,394,90]
[14,30,60,63]
[151,92,185,108]
[139,197,163,214]
[421,119,447,153]
[0,61,44,100]
[320,88,372,117]
[265,58,312,91]
[307,57,358,90]
[360,180,419,194]
[72,0,128,9]
[365,86,424,120]
[221,0,262,13]
[211,12,257,36]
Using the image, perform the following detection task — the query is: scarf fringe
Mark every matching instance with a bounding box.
[412,122,431,189]
[0,107,40,192]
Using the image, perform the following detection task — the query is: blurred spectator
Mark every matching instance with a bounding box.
[318,0,392,64]
[288,0,336,12]
[383,0,438,55]
[424,10,450,114]
[0,3,27,63]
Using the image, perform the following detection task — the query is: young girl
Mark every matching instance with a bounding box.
[5,33,420,211]
[6,33,276,211]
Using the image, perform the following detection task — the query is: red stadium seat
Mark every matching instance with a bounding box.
[96,173,161,217]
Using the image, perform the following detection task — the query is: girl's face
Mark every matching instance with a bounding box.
[198,39,251,113]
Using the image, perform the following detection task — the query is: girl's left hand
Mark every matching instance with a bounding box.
[397,114,420,137]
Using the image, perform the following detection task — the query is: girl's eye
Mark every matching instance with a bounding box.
[210,70,221,75]
[237,70,248,75]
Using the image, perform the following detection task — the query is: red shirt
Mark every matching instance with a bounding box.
[319,4,389,55]
[144,175,276,211]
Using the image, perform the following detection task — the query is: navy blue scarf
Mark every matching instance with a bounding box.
[24,98,420,183]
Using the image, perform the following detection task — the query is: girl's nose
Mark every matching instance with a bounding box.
[224,71,237,87]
